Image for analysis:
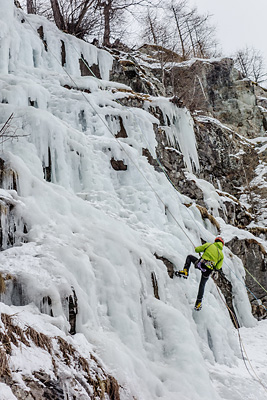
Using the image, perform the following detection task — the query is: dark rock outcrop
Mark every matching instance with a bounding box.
[68,288,78,335]
[151,272,160,300]
[227,237,267,319]
[212,272,239,327]
[227,237,267,299]
[154,253,175,279]
[110,158,127,171]
[0,158,18,191]
[110,49,164,97]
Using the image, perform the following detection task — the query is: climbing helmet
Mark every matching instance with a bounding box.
[215,236,224,246]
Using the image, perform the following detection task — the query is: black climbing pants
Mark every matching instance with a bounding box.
[184,255,198,270]
[184,255,213,302]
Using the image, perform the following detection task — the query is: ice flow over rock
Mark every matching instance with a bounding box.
[0,4,265,400]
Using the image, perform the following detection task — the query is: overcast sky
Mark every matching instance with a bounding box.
[189,0,267,64]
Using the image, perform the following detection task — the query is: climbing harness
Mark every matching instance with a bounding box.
[196,259,214,271]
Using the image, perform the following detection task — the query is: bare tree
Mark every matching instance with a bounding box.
[22,0,99,39]
[23,0,150,44]
[142,8,177,94]
[144,8,158,44]
[168,0,218,60]
[234,46,267,83]
[96,0,156,46]
[0,114,28,149]
[22,0,218,54]
[97,0,113,46]
[142,7,172,46]
[170,0,190,60]
[142,0,219,61]
[26,0,36,14]
[74,0,97,37]
[191,12,219,58]
[50,0,66,31]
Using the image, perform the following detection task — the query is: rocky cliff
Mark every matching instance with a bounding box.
[109,46,267,318]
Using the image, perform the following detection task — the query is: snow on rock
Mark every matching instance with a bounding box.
[146,97,200,172]
[0,302,121,399]
[184,171,223,216]
[0,4,265,400]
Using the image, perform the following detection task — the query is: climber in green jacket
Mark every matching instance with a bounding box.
[176,237,224,311]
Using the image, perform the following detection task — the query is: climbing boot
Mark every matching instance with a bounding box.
[175,269,188,279]
[194,300,202,311]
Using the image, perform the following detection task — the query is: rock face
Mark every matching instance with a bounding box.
[109,50,266,221]
[112,49,266,136]
[227,237,267,319]
[212,272,239,326]
[108,46,267,319]
[163,58,267,139]
[109,47,165,97]
[150,104,258,225]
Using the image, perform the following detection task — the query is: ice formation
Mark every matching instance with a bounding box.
[0,3,266,400]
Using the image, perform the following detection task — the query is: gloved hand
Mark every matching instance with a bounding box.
[212,271,219,280]
[218,269,226,279]
[213,269,225,280]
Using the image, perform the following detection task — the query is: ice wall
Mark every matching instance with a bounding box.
[0,2,113,78]
[0,4,261,400]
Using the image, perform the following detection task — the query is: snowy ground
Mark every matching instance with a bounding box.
[208,319,267,400]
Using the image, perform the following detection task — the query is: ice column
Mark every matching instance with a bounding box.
[0,0,14,73]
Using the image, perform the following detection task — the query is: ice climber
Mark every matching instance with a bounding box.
[176,237,224,311]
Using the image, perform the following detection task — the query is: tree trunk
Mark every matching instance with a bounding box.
[237,53,248,78]
[148,13,157,45]
[186,21,196,57]
[103,0,112,46]
[74,0,96,33]
[172,6,186,60]
[50,0,65,31]
[27,0,36,14]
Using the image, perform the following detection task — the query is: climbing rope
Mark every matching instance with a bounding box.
[244,266,267,296]
[225,261,267,312]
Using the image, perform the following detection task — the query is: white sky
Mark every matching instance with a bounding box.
[189,0,267,65]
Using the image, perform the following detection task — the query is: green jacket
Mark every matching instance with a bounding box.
[195,242,224,270]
